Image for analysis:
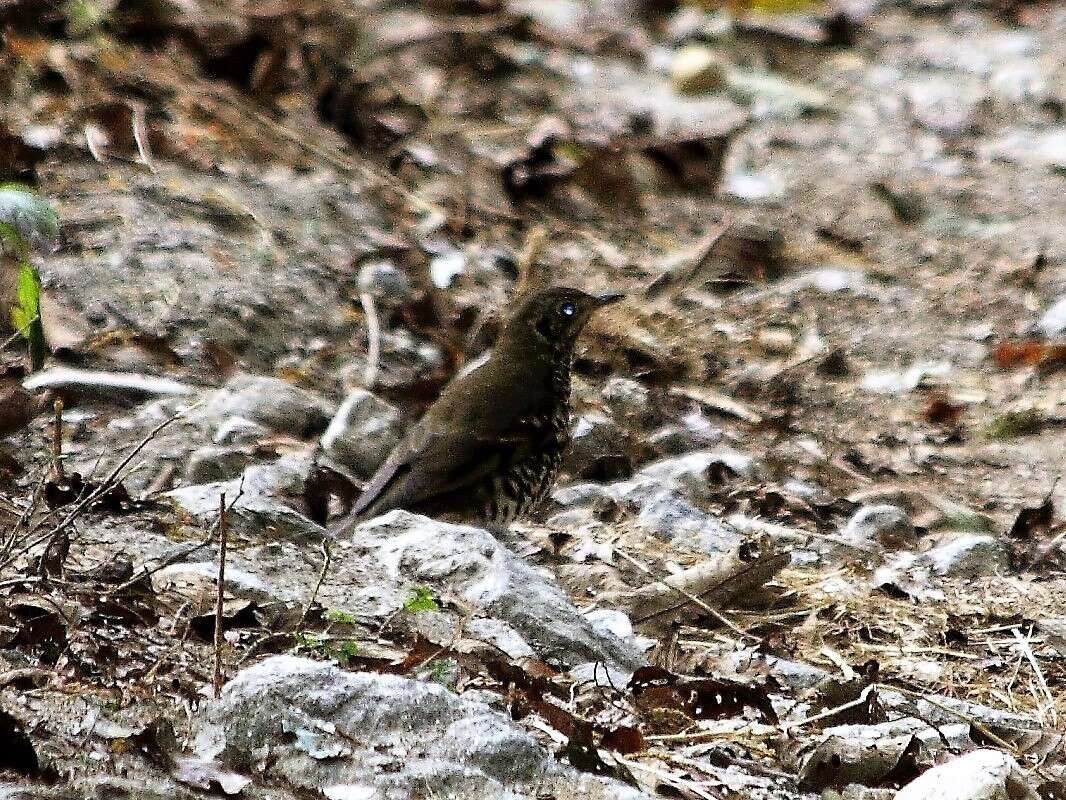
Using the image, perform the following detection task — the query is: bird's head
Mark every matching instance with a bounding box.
[504,286,624,353]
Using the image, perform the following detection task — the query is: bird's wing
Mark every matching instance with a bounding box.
[351,425,529,517]
[351,349,548,519]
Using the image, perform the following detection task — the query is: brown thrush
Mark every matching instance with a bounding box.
[348,286,623,527]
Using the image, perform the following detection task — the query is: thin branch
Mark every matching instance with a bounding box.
[52,398,64,480]
[294,538,332,635]
[213,492,229,699]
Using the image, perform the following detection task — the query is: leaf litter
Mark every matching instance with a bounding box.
[3,0,1066,798]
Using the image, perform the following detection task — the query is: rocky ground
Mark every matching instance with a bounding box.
[3,0,1066,798]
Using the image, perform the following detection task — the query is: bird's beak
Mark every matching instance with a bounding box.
[592,291,625,307]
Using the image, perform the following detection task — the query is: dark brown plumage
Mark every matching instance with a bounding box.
[349,286,623,527]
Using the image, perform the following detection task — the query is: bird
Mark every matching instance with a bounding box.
[347,286,623,528]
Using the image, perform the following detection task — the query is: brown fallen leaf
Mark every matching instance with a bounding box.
[993,339,1066,372]
[923,391,964,426]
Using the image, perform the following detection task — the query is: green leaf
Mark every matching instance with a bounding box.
[9,261,46,370]
[324,609,358,625]
[0,184,59,253]
[333,641,360,664]
[404,586,439,613]
[11,262,39,331]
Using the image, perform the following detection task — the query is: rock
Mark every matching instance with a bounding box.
[211,416,269,445]
[923,534,1007,578]
[907,77,985,136]
[601,378,649,420]
[766,268,877,298]
[726,70,829,119]
[757,327,795,355]
[988,128,1066,172]
[185,445,252,484]
[554,451,750,553]
[168,455,326,543]
[624,450,754,504]
[665,6,732,44]
[194,656,650,800]
[429,249,466,289]
[847,486,992,533]
[350,511,643,669]
[152,561,276,605]
[860,361,951,395]
[894,749,1036,800]
[0,777,206,799]
[557,479,726,546]
[1038,618,1066,656]
[199,374,336,439]
[320,389,401,476]
[647,409,722,455]
[725,168,786,204]
[718,651,831,692]
[634,488,713,534]
[1039,294,1066,337]
[840,505,916,549]
[671,45,730,95]
[564,412,632,481]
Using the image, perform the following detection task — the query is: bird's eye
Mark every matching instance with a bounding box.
[560,302,576,317]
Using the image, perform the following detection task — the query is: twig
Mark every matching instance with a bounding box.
[213,493,228,699]
[294,539,332,635]
[52,398,64,480]
[611,543,753,640]
[360,292,381,389]
[1012,627,1057,727]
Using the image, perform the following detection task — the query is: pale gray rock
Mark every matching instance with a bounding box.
[553,451,750,551]
[907,76,985,135]
[358,259,412,301]
[601,378,650,420]
[924,534,1007,578]
[351,511,643,669]
[185,445,252,484]
[198,374,336,439]
[194,656,651,800]
[648,409,723,455]
[168,454,326,543]
[1040,294,1066,337]
[894,749,1036,800]
[840,505,915,548]
[622,450,754,504]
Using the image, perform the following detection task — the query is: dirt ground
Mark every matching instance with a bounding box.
[3,0,1066,797]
